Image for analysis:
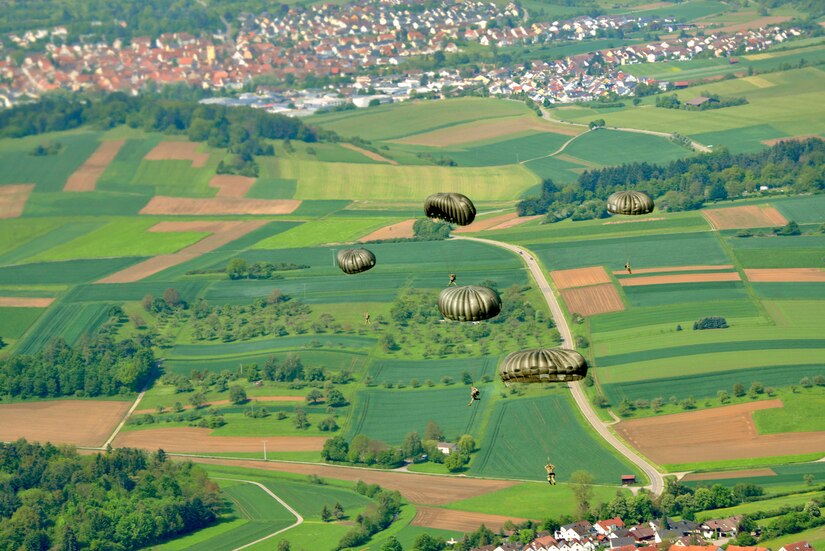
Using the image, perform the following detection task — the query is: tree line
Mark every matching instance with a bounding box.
[0,440,221,550]
[518,138,825,219]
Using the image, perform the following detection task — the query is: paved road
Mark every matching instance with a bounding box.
[454,235,665,496]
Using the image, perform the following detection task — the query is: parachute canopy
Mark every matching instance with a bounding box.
[606,190,654,216]
[336,248,376,274]
[424,192,476,226]
[437,285,501,322]
[499,348,588,384]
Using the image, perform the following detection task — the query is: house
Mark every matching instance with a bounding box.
[780,543,815,551]
[726,546,769,551]
[701,516,742,539]
[653,518,700,543]
[668,545,722,551]
[436,442,457,454]
[556,521,593,541]
[595,518,626,535]
[685,96,717,108]
[610,537,637,549]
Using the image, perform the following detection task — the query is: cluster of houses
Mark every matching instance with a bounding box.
[466,516,816,551]
[0,0,810,109]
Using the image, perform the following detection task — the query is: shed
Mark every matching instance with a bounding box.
[621,474,636,485]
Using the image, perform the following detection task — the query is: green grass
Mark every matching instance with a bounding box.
[308,97,531,141]
[444,482,630,520]
[631,0,727,20]
[0,257,144,285]
[469,393,639,484]
[590,300,761,333]
[0,307,46,339]
[682,461,825,490]
[14,302,115,355]
[0,218,64,259]
[26,218,209,261]
[251,217,398,249]
[268,157,539,201]
[523,154,587,183]
[368,357,497,385]
[759,524,825,551]
[64,280,207,304]
[0,132,103,192]
[4,220,106,270]
[97,135,162,193]
[664,453,825,473]
[290,200,351,217]
[754,394,825,434]
[247,178,297,199]
[21,190,151,217]
[773,195,825,224]
[622,281,751,307]
[694,490,825,522]
[752,282,825,299]
[416,131,572,167]
[563,129,693,166]
[691,124,787,154]
[729,235,825,268]
[167,339,374,360]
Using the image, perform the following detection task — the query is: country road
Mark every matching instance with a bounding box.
[454,235,665,496]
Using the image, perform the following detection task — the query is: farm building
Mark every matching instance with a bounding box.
[781,543,815,551]
[621,474,636,485]
[436,442,457,454]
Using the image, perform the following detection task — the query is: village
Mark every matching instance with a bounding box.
[0,0,810,110]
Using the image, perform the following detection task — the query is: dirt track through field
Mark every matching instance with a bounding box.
[616,400,825,465]
[190,457,517,505]
[412,506,530,532]
[682,468,776,482]
[114,428,326,452]
[63,140,125,192]
[762,134,822,146]
[208,175,256,198]
[0,400,131,447]
[359,218,417,241]
[144,141,209,167]
[139,196,301,215]
[454,213,518,233]
[619,272,741,286]
[0,297,54,307]
[394,116,581,147]
[550,266,611,289]
[487,214,542,230]
[340,143,398,165]
[560,284,624,317]
[613,265,734,275]
[0,184,35,218]
[96,220,268,283]
[703,205,788,230]
[134,395,304,415]
[745,268,825,282]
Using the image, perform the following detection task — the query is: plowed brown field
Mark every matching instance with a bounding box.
[114,428,326,453]
[97,220,268,283]
[412,506,530,532]
[612,265,734,275]
[487,214,542,230]
[551,266,611,289]
[0,400,131,447]
[208,174,256,197]
[560,284,624,317]
[64,140,125,191]
[0,184,35,218]
[682,468,776,482]
[139,196,301,215]
[616,400,825,465]
[394,116,581,147]
[0,297,54,307]
[190,457,517,505]
[619,272,741,286]
[703,205,787,229]
[454,213,519,233]
[144,141,209,167]
[359,219,417,241]
[745,268,825,282]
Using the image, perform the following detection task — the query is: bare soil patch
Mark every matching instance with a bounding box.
[97,220,268,283]
[560,284,625,317]
[454,213,519,234]
[144,141,209,167]
[412,506,530,532]
[602,217,666,225]
[208,175,256,198]
[114,428,325,452]
[340,143,398,165]
[551,266,611,289]
[0,184,35,218]
[762,134,822,146]
[703,205,788,230]
[134,396,304,415]
[359,218,417,241]
[139,196,301,215]
[619,272,741,286]
[64,140,125,192]
[0,400,131,447]
[190,457,517,505]
[394,116,581,147]
[616,400,825,465]
[488,214,542,230]
[682,468,776,482]
[745,268,825,282]
[0,297,54,307]
[613,265,734,275]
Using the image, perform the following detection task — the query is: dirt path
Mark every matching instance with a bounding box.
[102,388,147,449]
[453,236,665,496]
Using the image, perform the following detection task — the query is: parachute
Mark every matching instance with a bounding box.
[498,348,588,384]
[437,285,501,322]
[606,190,654,216]
[424,192,477,226]
[336,248,376,274]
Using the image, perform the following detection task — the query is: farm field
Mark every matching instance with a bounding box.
[0,132,103,192]
[0,399,130,447]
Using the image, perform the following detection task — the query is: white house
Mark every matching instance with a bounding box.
[436,442,457,454]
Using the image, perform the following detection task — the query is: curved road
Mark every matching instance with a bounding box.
[454,235,665,496]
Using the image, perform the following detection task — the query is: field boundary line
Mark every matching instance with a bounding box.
[212,477,303,551]
[101,387,147,449]
[520,129,591,164]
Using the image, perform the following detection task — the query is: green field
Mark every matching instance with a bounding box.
[562,129,693,166]
[694,490,825,522]
[773,194,825,224]
[14,301,114,355]
[0,257,143,285]
[682,461,825,491]
[408,130,573,167]
[622,281,751,308]
[752,282,825,299]
[759,524,825,551]
[0,307,46,339]
[251,217,396,249]
[0,220,104,265]
[0,132,103,192]
[469,393,639,483]
[368,356,497,385]
[0,218,64,259]
[753,394,825,434]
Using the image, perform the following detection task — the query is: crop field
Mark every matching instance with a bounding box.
[368,356,497,385]
[163,349,367,378]
[470,393,637,483]
[64,140,125,192]
[754,394,825,434]
[560,284,625,317]
[589,299,761,334]
[703,205,787,230]
[621,280,750,307]
[0,132,103,192]
[168,339,373,359]
[752,282,825,299]
[130,159,220,197]
[0,184,35,219]
[14,301,114,354]
[691,124,789,154]
[0,307,45,339]
[64,280,207,304]
[1,221,106,265]
[563,129,693,166]
[308,97,531,141]
[682,461,825,490]
[420,131,573,167]
[251,217,397,249]
[271,158,539,201]
[0,257,144,285]
[730,235,825,268]
[695,489,825,522]
[0,218,73,261]
[0,399,130,447]
[22,189,151,217]
[773,194,825,223]
[524,154,589,183]
[393,114,580,147]
[247,178,297,199]
[550,267,612,289]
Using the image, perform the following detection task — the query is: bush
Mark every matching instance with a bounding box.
[693,316,728,330]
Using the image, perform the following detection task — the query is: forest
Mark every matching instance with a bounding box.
[0,440,221,550]
[517,137,825,219]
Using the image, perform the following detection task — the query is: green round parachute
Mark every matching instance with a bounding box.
[424,192,477,226]
[336,248,376,274]
[499,348,588,384]
[437,285,501,322]
[606,190,654,216]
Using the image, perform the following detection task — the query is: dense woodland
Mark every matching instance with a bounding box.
[518,138,825,218]
[0,441,221,550]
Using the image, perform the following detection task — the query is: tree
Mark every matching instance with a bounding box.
[381,536,404,551]
[571,470,595,519]
[424,420,444,441]
[228,385,247,404]
[163,287,182,307]
[306,388,323,404]
[321,436,348,462]
[326,388,348,407]
[227,258,248,279]
[401,431,424,459]
[189,391,207,409]
[321,505,332,522]
[457,434,476,455]
[412,532,446,551]
[293,408,310,429]
[733,383,745,397]
[333,502,345,519]
[804,473,815,486]
[277,540,291,551]
[317,416,339,432]
[444,451,467,472]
